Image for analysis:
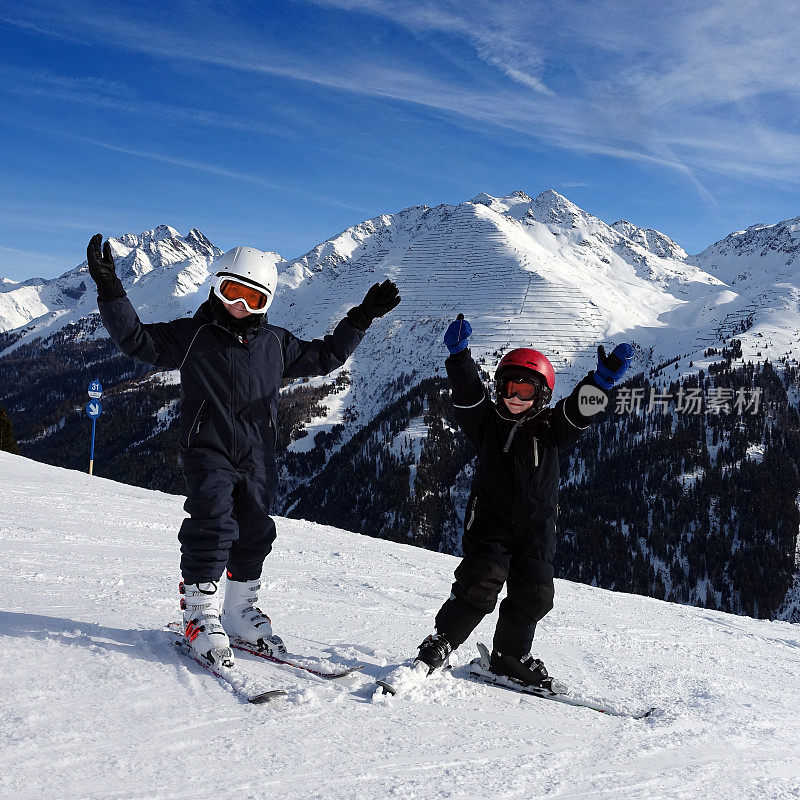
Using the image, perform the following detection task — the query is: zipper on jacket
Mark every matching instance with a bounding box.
[466,495,478,530]
[503,421,522,453]
[231,349,236,460]
[187,400,206,448]
[533,436,539,467]
[267,405,277,448]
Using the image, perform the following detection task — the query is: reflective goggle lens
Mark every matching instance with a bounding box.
[219,279,268,311]
[501,378,539,401]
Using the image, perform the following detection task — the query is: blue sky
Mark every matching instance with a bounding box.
[1,0,799,280]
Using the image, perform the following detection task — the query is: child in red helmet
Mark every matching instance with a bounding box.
[414,315,633,688]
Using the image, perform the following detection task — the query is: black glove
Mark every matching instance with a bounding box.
[346,279,401,331]
[87,233,126,301]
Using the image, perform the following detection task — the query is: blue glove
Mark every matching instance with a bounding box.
[444,315,472,354]
[593,343,634,389]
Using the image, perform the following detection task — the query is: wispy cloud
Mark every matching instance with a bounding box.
[0,64,315,140]
[0,244,67,262]
[4,0,800,204]
[76,137,374,215]
[304,0,554,94]
[299,0,800,196]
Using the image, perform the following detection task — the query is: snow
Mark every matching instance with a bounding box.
[4,191,800,426]
[285,374,351,455]
[21,415,67,443]
[388,415,427,458]
[2,450,800,799]
[388,415,429,494]
[153,370,181,386]
[679,467,706,488]
[155,399,178,425]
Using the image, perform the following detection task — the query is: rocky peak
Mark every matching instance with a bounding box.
[612,220,688,261]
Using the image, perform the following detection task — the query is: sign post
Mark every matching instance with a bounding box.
[86,380,103,475]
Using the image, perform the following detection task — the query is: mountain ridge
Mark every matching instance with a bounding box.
[1,190,798,626]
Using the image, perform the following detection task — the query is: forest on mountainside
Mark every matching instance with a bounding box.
[282,351,800,620]
[2,320,798,619]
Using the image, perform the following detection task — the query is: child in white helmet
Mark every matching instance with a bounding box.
[87,234,400,667]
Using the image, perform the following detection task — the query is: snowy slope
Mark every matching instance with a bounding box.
[611,219,690,261]
[692,218,800,366]
[695,217,800,286]
[267,190,731,422]
[3,451,800,800]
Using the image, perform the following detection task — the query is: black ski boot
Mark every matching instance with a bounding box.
[489,650,564,693]
[415,633,452,674]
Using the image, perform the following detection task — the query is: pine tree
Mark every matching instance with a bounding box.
[0,406,19,454]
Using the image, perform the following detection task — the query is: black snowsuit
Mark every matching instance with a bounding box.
[98,294,364,582]
[434,348,606,657]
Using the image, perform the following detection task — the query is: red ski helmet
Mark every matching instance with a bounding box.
[495,348,555,408]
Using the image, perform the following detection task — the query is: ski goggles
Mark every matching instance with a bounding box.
[498,376,541,402]
[215,276,270,313]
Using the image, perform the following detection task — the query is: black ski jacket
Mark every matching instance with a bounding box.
[98,294,364,469]
[446,348,607,580]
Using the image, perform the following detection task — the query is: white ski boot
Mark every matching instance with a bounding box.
[179,581,234,668]
[221,578,285,654]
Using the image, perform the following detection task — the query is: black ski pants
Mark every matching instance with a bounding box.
[434,534,555,657]
[178,450,278,583]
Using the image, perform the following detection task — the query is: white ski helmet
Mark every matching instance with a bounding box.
[212,246,278,314]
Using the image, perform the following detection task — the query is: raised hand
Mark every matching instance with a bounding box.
[444,313,472,354]
[346,279,401,331]
[86,234,125,300]
[593,343,634,389]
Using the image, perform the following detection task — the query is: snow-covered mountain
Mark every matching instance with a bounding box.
[3,190,798,389]
[264,189,799,427]
[2,450,800,800]
[2,190,799,626]
[611,219,690,261]
[696,216,800,284]
[685,219,800,360]
[0,225,228,336]
[6,188,798,400]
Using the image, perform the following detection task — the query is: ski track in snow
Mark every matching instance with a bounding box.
[2,451,800,799]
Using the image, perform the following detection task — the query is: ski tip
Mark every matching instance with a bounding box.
[337,665,366,677]
[248,689,288,705]
[375,680,397,696]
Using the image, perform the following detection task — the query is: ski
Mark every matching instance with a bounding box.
[167,621,362,680]
[468,643,656,719]
[229,636,364,679]
[172,636,287,704]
